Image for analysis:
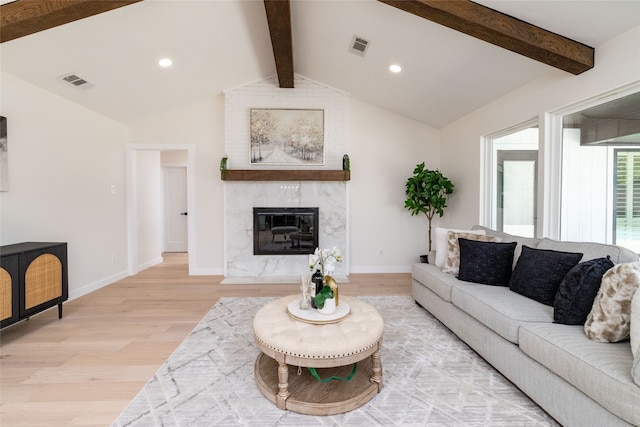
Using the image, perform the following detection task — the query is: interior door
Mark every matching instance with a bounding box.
[164,167,188,252]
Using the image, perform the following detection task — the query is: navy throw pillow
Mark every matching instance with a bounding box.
[457,238,517,286]
[509,245,583,306]
[554,256,614,325]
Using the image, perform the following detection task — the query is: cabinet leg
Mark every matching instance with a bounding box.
[58,303,63,319]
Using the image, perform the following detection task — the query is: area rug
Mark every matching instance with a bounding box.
[112,296,559,426]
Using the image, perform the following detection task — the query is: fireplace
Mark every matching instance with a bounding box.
[253,207,319,255]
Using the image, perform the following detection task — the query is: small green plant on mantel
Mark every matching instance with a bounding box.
[404,162,455,253]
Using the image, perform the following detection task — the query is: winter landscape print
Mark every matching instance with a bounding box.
[250,109,324,165]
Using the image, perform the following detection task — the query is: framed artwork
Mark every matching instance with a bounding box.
[0,116,7,192]
[250,108,324,165]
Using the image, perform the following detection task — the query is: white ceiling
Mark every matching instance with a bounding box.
[1,0,639,128]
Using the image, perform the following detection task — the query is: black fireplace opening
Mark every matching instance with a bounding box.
[253,207,319,255]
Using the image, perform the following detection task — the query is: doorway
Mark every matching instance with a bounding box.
[127,144,196,275]
[163,166,188,252]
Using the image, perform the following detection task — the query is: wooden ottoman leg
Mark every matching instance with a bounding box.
[275,353,290,409]
[370,346,382,392]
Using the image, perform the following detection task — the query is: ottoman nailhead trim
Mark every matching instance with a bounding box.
[255,335,381,359]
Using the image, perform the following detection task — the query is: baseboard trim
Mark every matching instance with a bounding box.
[349,265,412,274]
[138,256,163,272]
[68,270,129,301]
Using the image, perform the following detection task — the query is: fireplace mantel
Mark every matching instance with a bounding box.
[221,170,350,181]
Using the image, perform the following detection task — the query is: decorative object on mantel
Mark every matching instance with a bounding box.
[404,162,455,256]
[1,116,8,192]
[220,169,350,181]
[250,109,324,165]
[342,154,350,171]
[219,155,228,180]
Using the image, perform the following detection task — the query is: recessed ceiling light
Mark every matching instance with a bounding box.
[389,64,402,73]
[158,58,173,68]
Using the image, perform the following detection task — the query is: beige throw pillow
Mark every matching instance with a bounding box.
[442,231,499,275]
[631,289,640,385]
[434,227,486,267]
[584,261,640,343]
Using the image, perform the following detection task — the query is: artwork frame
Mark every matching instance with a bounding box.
[0,116,7,192]
[250,108,324,165]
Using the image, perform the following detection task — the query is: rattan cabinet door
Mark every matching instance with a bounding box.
[0,254,20,328]
[18,243,68,318]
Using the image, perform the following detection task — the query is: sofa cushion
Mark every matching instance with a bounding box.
[434,227,485,267]
[632,290,640,386]
[519,322,640,426]
[442,231,498,275]
[584,262,640,343]
[471,225,541,267]
[537,237,639,264]
[554,257,615,325]
[412,263,461,302]
[451,283,553,343]
[457,239,516,286]
[509,245,583,306]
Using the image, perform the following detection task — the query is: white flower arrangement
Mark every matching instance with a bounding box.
[309,247,342,275]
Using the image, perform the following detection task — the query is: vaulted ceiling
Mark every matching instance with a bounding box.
[1,0,638,127]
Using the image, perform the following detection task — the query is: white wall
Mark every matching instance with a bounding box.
[439,25,640,234]
[348,98,438,270]
[128,95,226,275]
[0,72,129,298]
[135,150,162,269]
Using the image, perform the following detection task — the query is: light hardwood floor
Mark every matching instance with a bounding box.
[0,254,411,426]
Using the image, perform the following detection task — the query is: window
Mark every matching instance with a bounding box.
[482,123,538,237]
[615,150,640,252]
[558,90,640,252]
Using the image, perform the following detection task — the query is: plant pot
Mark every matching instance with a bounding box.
[318,297,336,315]
[420,254,429,263]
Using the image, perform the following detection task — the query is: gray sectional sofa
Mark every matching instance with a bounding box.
[412,226,640,427]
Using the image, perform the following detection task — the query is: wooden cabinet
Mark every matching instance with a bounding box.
[0,242,68,329]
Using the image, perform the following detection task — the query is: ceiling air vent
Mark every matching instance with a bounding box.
[58,73,95,90]
[349,35,370,57]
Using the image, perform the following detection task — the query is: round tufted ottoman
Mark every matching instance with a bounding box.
[253,294,384,415]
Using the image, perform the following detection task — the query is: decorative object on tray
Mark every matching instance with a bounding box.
[308,247,342,276]
[287,297,350,324]
[315,284,336,314]
[309,247,343,313]
[299,274,312,310]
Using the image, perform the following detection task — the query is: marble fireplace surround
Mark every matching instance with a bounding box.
[222,180,348,284]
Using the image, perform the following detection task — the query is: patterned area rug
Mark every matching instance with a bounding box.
[112,296,559,426]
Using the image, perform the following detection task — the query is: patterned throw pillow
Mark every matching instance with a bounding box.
[631,289,640,385]
[434,227,486,267]
[584,262,640,343]
[457,239,517,286]
[442,231,499,275]
[553,257,615,325]
[509,246,583,306]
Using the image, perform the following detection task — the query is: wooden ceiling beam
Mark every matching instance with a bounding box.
[1,0,143,43]
[264,0,294,88]
[378,0,594,75]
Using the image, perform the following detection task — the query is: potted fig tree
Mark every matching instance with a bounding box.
[404,162,454,262]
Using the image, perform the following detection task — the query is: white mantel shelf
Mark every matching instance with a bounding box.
[221,170,350,181]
